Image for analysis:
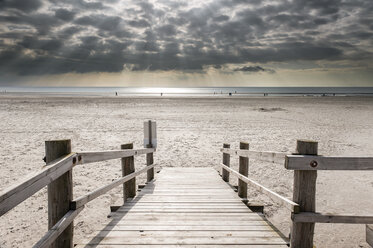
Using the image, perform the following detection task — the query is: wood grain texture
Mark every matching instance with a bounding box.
[121,143,136,203]
[285,155,373,170]
[238,142,249,199]
[78,167,288,247]
[46,140,73,248]
[292,212,373,224]
[33,207,83,248]
[222,144,231,182]
[290,140,318,248]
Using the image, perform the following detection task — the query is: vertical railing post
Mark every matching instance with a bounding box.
[222,143,230,182]
[45,139,73,248]
[121,143,135,203]
[238,142,249,199]
[144,120,156,182]
[290,140,318,248]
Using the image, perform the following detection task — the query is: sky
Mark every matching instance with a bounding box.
[0,0,372,87]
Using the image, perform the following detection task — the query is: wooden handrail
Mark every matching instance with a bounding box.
[285,155,373,170]
[292,212,373,224]
[0,148,156,217]
[71,163,156,210]
[33,207,84,248]
[220,148,287,163]
[220,163,300,213]
[77,148,155,164]
[0,153,77,217]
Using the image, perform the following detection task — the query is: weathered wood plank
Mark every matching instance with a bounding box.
[85,235,287,245]
[33,207,83,248]
[71,164,155,209]
[220,164,299,213]
[76,245,288,248]
[0,153,76,217]
[292,212,373,224]
[77,148,155,164]
[285,155,373,170]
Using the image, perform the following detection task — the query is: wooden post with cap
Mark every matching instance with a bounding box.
[145,120,155,182]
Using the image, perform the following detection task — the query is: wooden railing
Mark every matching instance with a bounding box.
[219,140,373,248]
[0,121,157,248]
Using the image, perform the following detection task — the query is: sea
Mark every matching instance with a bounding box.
[1,87,373,97]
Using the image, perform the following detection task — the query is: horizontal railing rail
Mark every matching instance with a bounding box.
[0,148,155,217]
[292,212,373,224]
[220,147,287,163]
[71,163,156,210]
[220,163,299,213]
[33,207,84,248]
[285,155,373,170]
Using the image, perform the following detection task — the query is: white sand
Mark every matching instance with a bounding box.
[0,95,372,247]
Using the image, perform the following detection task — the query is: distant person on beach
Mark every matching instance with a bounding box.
[161,93,163,96]
[115,92,118,96]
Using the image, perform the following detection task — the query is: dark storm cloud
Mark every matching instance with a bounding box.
[234,66,275,73]
[55,8,76,21]
[0,0,42,13]
[0,0,372,77]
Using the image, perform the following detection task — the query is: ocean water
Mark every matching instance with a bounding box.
[1,87,373,97]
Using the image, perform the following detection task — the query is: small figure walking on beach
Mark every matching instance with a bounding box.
[115,92,118,96]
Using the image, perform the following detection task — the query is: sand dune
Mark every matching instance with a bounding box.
[0,96,372,247]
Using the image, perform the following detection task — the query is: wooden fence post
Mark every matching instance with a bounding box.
[121,143,135,203]
[145,120,155,182]
[222,143,230,182]
[45,140,73,248]
[146,144,154,182]
[238,142,249,198]
[290,140,318,248]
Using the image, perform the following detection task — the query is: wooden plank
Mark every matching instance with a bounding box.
[367,225,373,247]
[101,225,274,231]
[220,148,287,163]
[285,155,373,170]
[290,140,318,248]
[76,245,288,248]
[77,148,155,164]
[220,164,299,213]
[71,164,155,209]
[84,235,286,245]
[0,153,76,216]
[33,207,84,248]
[292,212,373,224]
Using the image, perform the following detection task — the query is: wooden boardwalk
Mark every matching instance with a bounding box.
[77,167,288,247]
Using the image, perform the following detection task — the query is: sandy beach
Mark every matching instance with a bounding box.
[0,95,372,247]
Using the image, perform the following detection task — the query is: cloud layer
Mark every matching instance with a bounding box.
[0,0,372,77]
